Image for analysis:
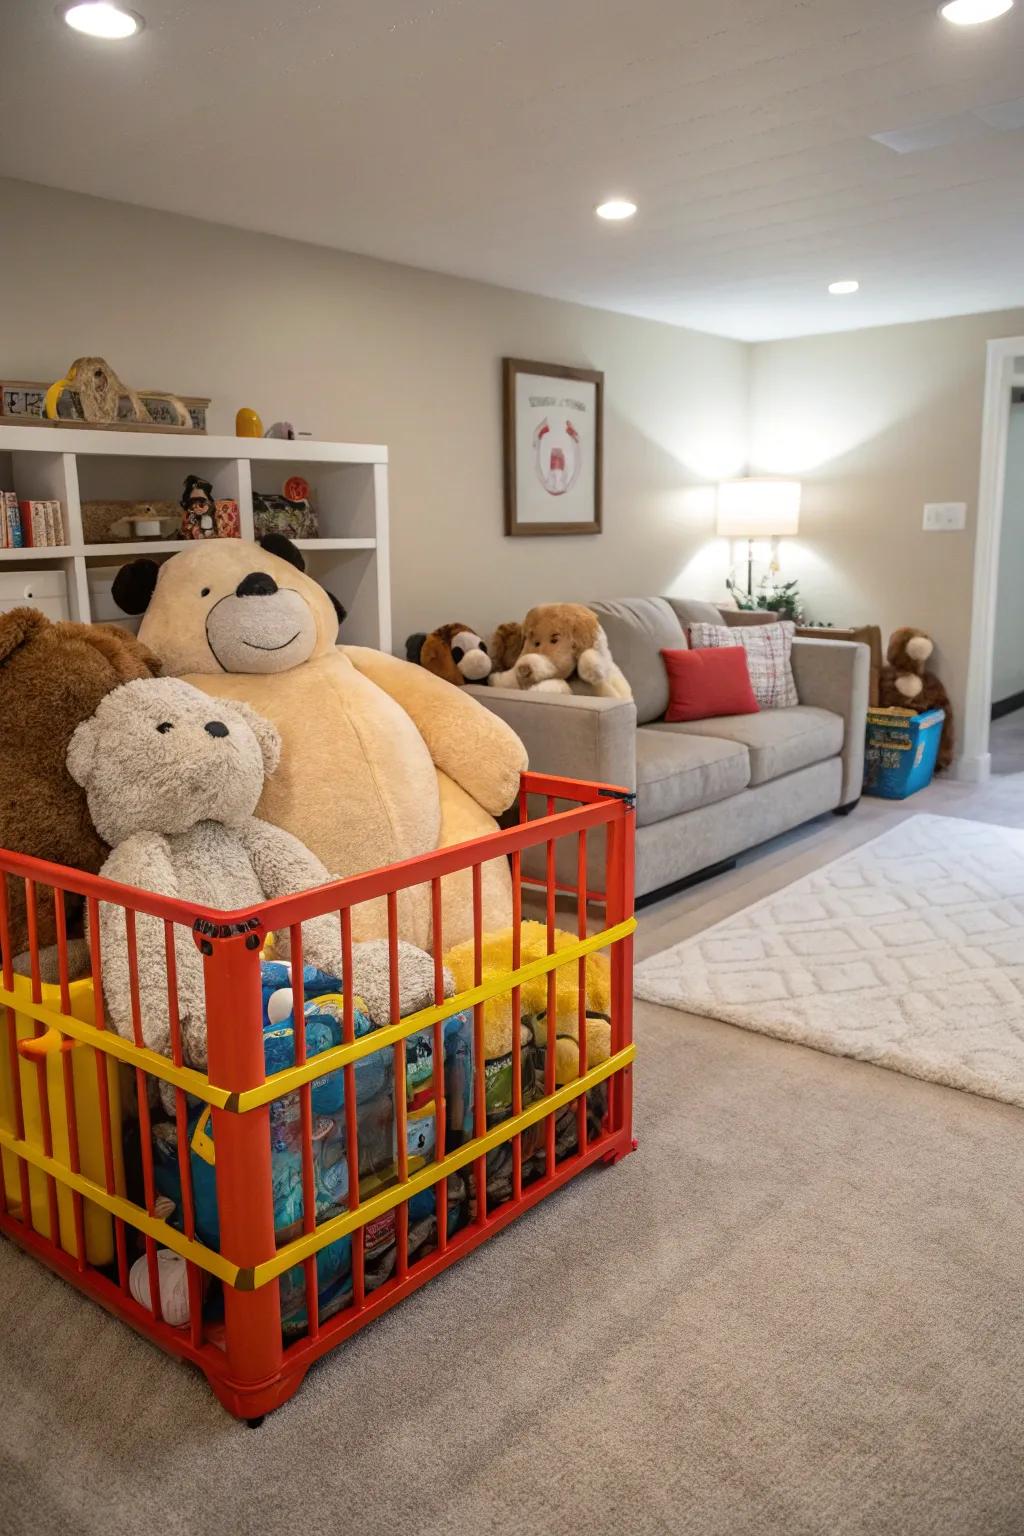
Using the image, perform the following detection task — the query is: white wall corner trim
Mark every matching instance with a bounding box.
[961,335,1024,780]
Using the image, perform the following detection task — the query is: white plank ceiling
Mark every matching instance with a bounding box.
[3,0,1024,339]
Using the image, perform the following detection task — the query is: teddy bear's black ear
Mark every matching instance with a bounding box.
[259,533,306,572]
[329,595,347,627]
[111,559,160,616]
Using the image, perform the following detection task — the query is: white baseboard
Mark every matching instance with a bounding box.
[949,752,991,784]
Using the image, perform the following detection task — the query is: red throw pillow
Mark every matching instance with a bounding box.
[661,645,759,722]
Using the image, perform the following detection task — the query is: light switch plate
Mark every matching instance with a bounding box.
[923,502,967,531]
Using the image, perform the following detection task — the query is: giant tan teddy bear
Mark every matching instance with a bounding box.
[112,538,527,946]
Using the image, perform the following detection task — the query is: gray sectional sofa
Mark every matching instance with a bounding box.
[467,597,869,903]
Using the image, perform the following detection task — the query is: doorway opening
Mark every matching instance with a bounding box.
[962,338,1024,780]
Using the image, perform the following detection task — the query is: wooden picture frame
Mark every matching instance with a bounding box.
[503,357,603,536]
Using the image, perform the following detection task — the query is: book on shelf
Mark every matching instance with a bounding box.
[3,491,22,548]
[13,498,66,548]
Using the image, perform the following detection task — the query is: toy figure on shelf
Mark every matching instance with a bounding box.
[179,475,240,540]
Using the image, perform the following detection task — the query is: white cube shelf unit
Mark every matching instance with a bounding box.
[0,426,391,650]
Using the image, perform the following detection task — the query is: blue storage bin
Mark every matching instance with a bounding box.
[864,706,945,799]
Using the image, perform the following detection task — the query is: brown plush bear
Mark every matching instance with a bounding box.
[0,608,159,965]
[878,627,954,770]
[488,603,632,700]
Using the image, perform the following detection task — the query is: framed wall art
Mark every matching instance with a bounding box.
[503,357,603,536]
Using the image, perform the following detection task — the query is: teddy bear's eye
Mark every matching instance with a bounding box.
[200,587,210,597]
[452,647,464,662]
[156,721,174,734]
[480,641,488,654]
[550,635,560,644]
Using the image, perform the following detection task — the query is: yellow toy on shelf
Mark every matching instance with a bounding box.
[0,973,124,1265]
[444,921,611,1084]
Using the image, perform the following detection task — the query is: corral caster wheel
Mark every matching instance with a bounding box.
[246,1415,265,1429]
[833,798,860,817]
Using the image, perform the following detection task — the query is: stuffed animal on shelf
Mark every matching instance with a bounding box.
[111,537,527,948]
[878,627,954,770]
[444,922,612,1083]
[405,624,492,686]
[488,604,632,700]
[0,608,160,971]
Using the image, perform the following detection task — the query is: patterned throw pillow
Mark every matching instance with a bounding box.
[687,620,798,709]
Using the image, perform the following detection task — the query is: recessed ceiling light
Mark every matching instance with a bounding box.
[828,279,860,295]
[63,3,142,39]
[595,199,638,221]
[940,0,1014,25]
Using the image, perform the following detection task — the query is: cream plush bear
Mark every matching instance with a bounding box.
[488,603,631,700]
[68,677,452,1095]
[112,538,527,947]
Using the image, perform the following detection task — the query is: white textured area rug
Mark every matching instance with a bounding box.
[635,814,1024,1108]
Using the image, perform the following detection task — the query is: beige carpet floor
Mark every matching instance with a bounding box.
[3,772,1024,1536]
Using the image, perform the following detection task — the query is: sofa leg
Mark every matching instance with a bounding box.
[833,798,860,817]
[635,858,737,909]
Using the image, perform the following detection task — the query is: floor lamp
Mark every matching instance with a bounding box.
[716,478,802,597]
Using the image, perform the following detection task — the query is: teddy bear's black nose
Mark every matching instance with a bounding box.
[204,720,229,738]
[236,571,278,598]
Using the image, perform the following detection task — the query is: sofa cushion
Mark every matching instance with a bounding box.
[586,598,686,724]
[635,727,750,827]
[664,596,724,629]
[657,706,843,786]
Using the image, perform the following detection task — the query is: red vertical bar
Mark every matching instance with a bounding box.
[387,893,408,1280]
[25,880,60,1244]
[201,921,284,1393]
[0,871,32,1228]
[163,921,204,1347]
[605,800,636,1151]
[339,908,364,1310]
[86,896,128,1289]
[53,888,87,1269]
[576,832,588,1158]
[471,864,486,1223]
[430,878,447,1254]
[544,800,557,1176]
[289,922,319,1339]
[510,850,523,1202]
[124,908,163,1323]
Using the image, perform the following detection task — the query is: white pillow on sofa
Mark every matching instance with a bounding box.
[687,620,798,709]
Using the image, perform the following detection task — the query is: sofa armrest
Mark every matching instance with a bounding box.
[790,638,869,804]
[463,686,637,790]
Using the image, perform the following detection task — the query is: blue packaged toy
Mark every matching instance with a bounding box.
[153,961,476,1334]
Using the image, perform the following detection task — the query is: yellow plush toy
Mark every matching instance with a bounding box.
[444,921,611,1084]
[111,537,527,947]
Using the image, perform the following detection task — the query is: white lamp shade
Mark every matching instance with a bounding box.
[716,478,801,537]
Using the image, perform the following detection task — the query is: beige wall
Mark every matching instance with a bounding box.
[0,177,748,646]
[750,307,1024,744]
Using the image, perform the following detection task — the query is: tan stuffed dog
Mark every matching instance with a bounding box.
[488,604,631,700]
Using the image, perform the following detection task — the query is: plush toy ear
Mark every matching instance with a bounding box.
[230,700,282,778]
[0,607,49,665]
[328,594,347,627]
[405,632,427,665]
[66,717,98,788]
[111,559,160,616]
[258,533,305,572]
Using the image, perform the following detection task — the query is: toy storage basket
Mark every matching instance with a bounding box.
[864,706,945,799]
[0,771,636,1421]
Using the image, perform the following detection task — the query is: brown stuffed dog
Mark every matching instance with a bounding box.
[488,603,631,700]
[405,623,492,686]
[0,609,159,966]
[878,627,954,770]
